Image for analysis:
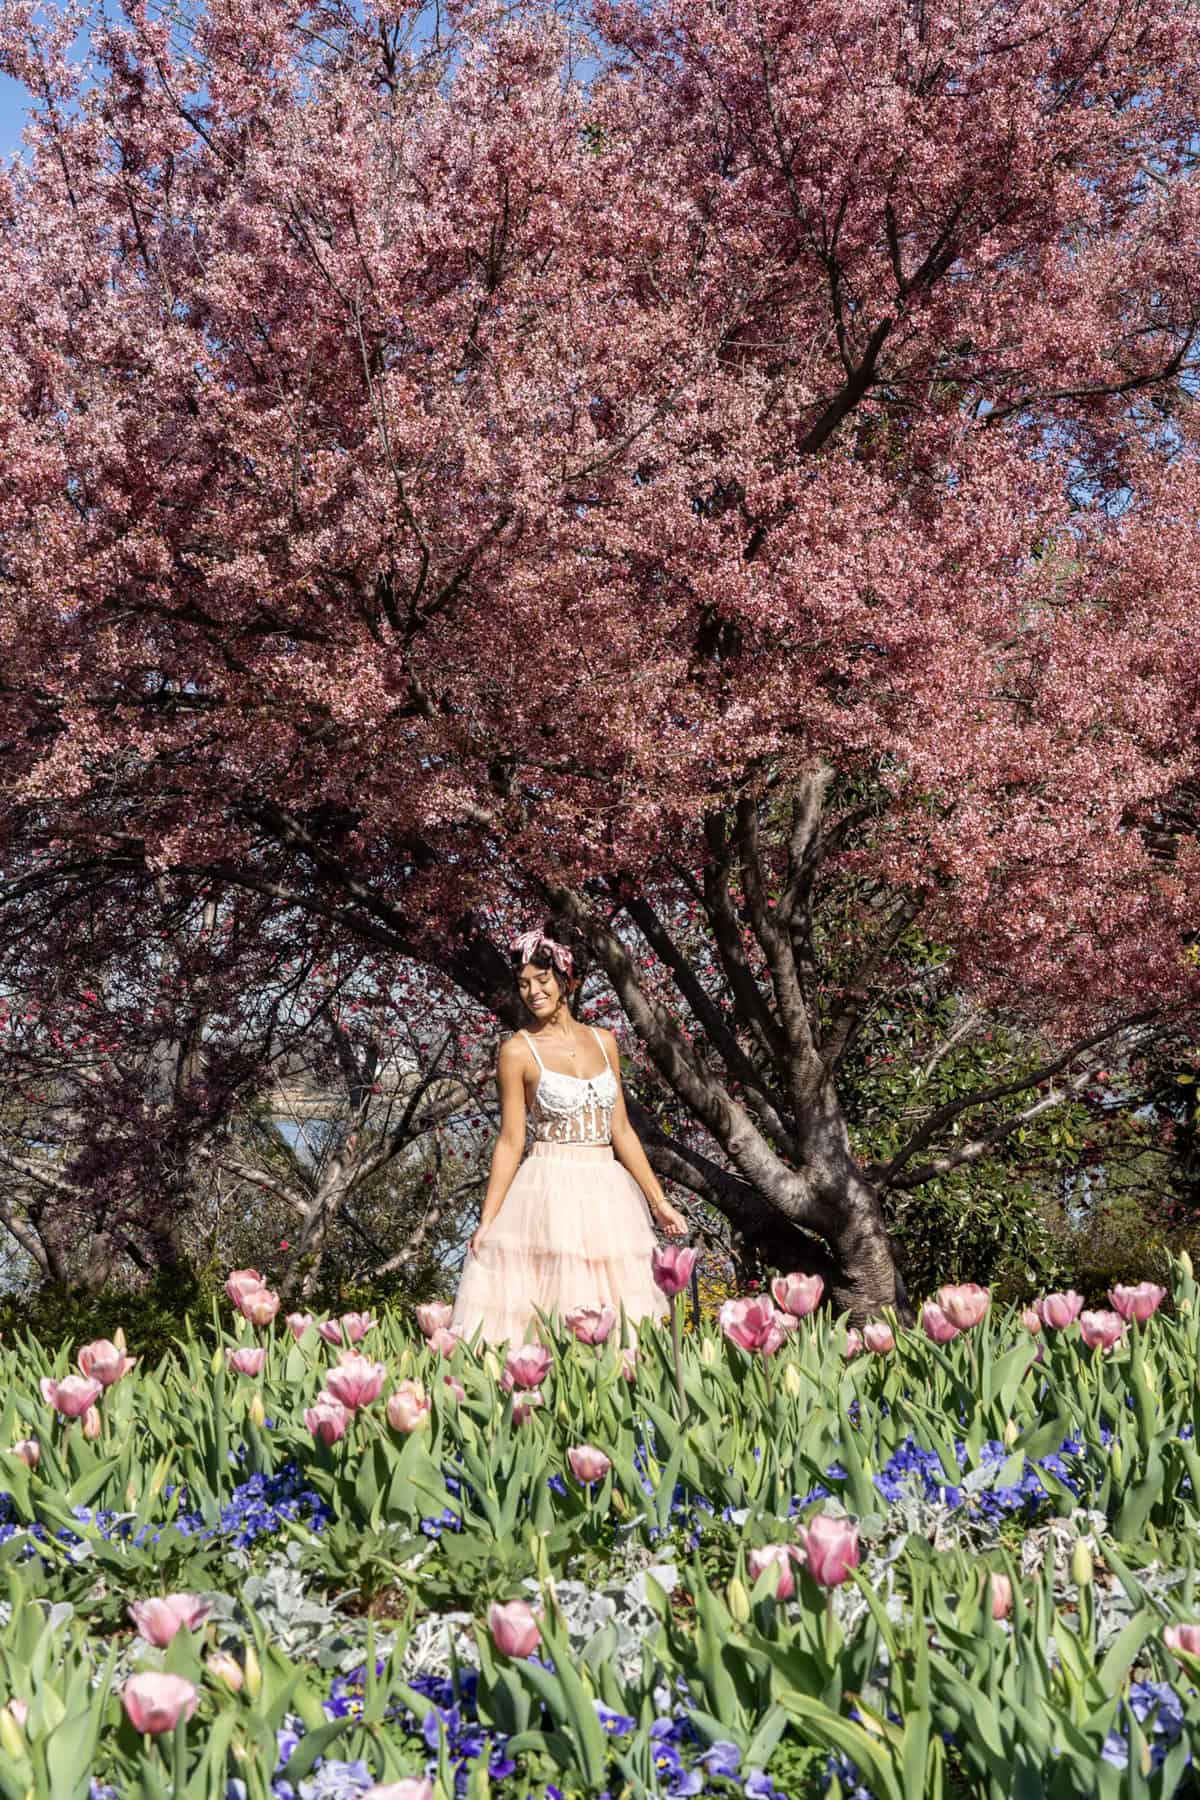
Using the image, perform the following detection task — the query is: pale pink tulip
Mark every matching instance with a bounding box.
[564,1304,616,1345]
[10,1439,38,1468]
[77,1339,136,1385]
[1035,1291,1084,1330]
[224,1268,265,1307]
[719,1296,789,1355]
[415,1302,454,1338]
[844,1329,863,1360]
[428,1326,464,1358]
[747,1543,800,1600]
[40,1375,103,1418]
[1078,1310,1126,1352]
[1021,1307,1042,1334]
[206,1652,244,1691]
[651,1244,699,1297]
[863,1320,895,1354]
[989,1572,1013,1620]
[796,1514,861,1587]
[567,1444,612,1484]
[325,1353,386,1411]
[305,1394,350,1445]
[920,1301,960,1345]
[227,1346,266,1377]
[129,1594,210,1646]
[620,1346,639,1382]
[386,1381,431,1433]
[82,1405,102,1440]
[444,1374,466,1401]
[285,1312,314,1340]
[1164,1623,1200,1656]
[936,1283,990,1331]
[363,1783,435,1800]
[240,1286,280,1327]
[771,1273,824,1319]
[122,1672,198,1735]
[318,1311,376,1346]
[512,1387,543,1424]
[504,1344,553,1389]
[1108,1282,1166,1323]
[488,1599,542,1657]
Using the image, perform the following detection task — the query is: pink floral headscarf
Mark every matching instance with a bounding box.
[510,928,574,978]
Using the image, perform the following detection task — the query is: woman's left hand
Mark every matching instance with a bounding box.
[654,1199,689,1237]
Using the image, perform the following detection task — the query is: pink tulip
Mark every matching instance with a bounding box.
[325,1353,386,1411]
[620,1346,639,1382]
[82,1405,102,1440]
[1164,1623,1200,1656]
[206,1652,244,1691]
[10,1439,38,1468]
[224,1268,265,1307]
[415,1302,454,1337]
[240,1286,280,1327]
[1078,1310,1126,1352]
[77,1339,136,1385]
[771,1272,824,1319]
[40,1375,103,1418]
[428,1326,464,1358]
[1021,1307,1042,1334]
[844,1329,863,1360]
[122,1672,198,1735]
[719,1297,789,1355]
[128,1594,210,1646]
[305,1394,350,1444]
[386,1380,431,1433]
[747,1543,800,1600]
[488,1599,542,1657]
[444,1374,466,1401]
[318,1311,376,1346]
[1109,1282,1166,1324]
[989,1572,1013,1620]
[363,1783,435,1800]
[227,1347,266,1377]
[652,1244,699,1297]
[936,1283,990,1331]
[796,1514,861,1587]
[512,1387,543,1424]
[564,1305,616,1345]
[504,1344,553,1389]
[920,1301,960,1345]
[566,1444,612,1484]
[1035,1291,1084,1330]
[285,1312,314,1340]
[863,1320,895,1354]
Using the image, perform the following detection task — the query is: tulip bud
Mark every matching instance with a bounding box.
[206,1652,244,1692]
[1072,1539,1094,1588]
[782,1363,803,1398]
[114,1327,127,1351]
[725,1576,751,1624]
[699,1337,718,1366]
[1110,1441,1122,1480]
[10,1439,39,1469]
[988,1572,1013,1621]
[1180,1250,1194,1280]
[482,1350,502,1382]
[1003,1418,1018,1448]
[248,1391,266,1430]
[82,1406,101,1441]
[0,1704,25,1758]
[242,1644,262,1702]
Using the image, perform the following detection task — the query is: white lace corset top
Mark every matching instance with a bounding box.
[521,1025,619,1145]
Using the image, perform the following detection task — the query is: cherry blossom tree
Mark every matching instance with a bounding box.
[2,0,1199,1312]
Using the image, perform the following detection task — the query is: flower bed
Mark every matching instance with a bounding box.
[0,1263,1197,1796]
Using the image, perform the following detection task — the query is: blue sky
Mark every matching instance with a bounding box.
[0,73,32,158]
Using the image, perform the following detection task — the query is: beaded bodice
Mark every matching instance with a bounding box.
[521,1026,618,1145]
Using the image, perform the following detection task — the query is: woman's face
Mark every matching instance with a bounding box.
[518,961,565,1019]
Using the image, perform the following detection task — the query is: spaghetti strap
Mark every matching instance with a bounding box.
[588,1024,612,1072]
[520,1028,545,1070]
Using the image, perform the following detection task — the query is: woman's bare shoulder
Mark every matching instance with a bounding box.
[498,1032,532,1062]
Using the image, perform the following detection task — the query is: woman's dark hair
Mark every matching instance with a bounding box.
[510,918,590,1016]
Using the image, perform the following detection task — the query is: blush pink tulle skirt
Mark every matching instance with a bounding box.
[450,1141,669,1347]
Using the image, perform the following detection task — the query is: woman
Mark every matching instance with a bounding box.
[451,923,690,1346]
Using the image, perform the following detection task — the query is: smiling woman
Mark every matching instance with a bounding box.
[449,921,689,1347]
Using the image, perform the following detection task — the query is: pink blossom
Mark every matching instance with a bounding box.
[77,1338,136,1385]
[239,1286,281,1327]
[40,1375,103,1418]
[488,1599,541,1658]
[206,1652,244,1691]
[770,1272,824,1319]
[564,1304,616,1345]
[129,1594,210,1646]
[82,1405,102,1440]
[935,1283,990,1331]
[989,1573,1013,1620]
[224,1268,265,1308]
[415,1303,454,1338]
[652,1244,699,1297]
[1164,1623,1200,1656]
[748,1543,800,1600]
[1108,1282,1165,1323]
[512,1387,543,1424]
[285,1312,314,1340]
[620,1346,639,1382]
[844,1329,863,1360]
[719,1297,788,1355]
[122,1673,198,1734]
[386,1380,431,1432]
[1021,1307,1042,1334]
[362,1783,435,1800]
[325,1353,386,1411]
[305,1394,350,1445]
[566,1444,612,1484]
[920,1301,960,1345]
[504,1344,553,1390]
[1035,1291,1084,1330]
[1078,1310,1126,1352]
[427,1326,464,1358]
[10,1439,38,1468]
[444,1374,466,1401]
[863,1320,895,1354]
[795,1514,861,1587]
[318,1311,375,1346]
[227,1346,266,1377]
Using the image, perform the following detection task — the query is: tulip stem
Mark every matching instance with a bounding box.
[670,1297,688,1422]
[762,1350,775,1411]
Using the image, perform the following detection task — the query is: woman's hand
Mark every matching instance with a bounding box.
[653,1198,689,1237]
[468,1222,491,1258]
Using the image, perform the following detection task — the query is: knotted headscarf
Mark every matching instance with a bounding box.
[510,927,574,978]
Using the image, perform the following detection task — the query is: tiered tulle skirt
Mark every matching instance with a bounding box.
[451,1141,669,1346]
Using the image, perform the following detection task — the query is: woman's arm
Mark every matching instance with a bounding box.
[603,1030,689,1236]
[468,1038,529,1256]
